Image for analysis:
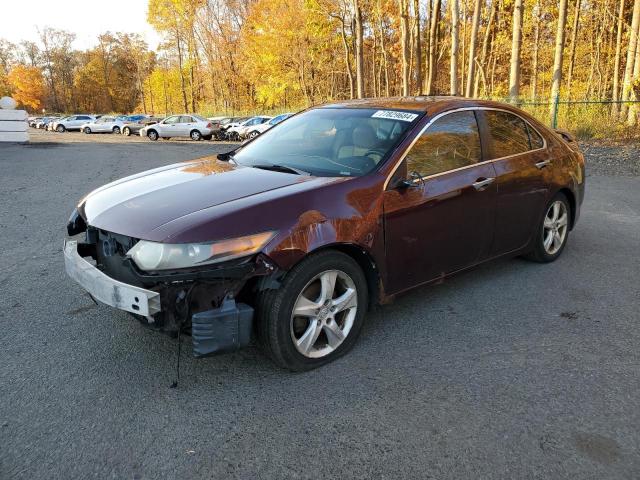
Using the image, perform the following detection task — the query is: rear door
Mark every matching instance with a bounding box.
[479,109,551,255]
[178,116,195,136]
[383,109,497,294]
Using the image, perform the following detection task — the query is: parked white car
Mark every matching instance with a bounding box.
[243,113,294,139]
[226,116,271,141]
[52,115,96,132]
[139,114,214,141]
[81,116,128,134]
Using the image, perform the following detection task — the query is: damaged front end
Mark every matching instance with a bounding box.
[65,213,279,358]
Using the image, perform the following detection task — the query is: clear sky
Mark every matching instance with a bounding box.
[3,0,162,50]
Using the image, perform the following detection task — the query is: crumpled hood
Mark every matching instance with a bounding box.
[80,155,313,239]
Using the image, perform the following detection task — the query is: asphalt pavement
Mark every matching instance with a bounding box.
[1,130,639,479]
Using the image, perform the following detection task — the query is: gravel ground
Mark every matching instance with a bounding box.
[1,130,639,479]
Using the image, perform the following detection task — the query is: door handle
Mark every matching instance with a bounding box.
[472,177,495,191]
[535,160,552,169]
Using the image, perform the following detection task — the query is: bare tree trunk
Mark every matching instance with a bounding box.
[612,0,625,112]
[627,12,640,124]
[399,0,411,95]
[531,0,541,100]
[621,0,640,117]
[474,0,496,97]
[353,0,365,98]
[378,0,391,97]
[414,0,423,93]
[175,32,189,113]
[509,0,524,100]
[465,0,481,97]
[550,0,569,123]
[450,0,460,95]
[426,0,441,94]
[565,0,581,98]
[337,13,355,99]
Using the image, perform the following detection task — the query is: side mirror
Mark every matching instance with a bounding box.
[394,170,425,190]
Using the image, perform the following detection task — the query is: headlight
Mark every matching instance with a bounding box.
[126,231,276,271]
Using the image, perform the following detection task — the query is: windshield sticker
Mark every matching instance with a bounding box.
[371,110,419,122]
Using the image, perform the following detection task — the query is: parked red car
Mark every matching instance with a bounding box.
[64,97,585,371]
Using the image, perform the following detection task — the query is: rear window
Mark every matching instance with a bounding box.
[485,110,530,158]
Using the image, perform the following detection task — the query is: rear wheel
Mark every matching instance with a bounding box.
[112,126,121,134]
[147,129,159,141]
[122,127,131,136]
[525,193,571,263]
[83,127,91,134]
[56,125,65,133]
[190,130,202,141]
[256,250,368,371]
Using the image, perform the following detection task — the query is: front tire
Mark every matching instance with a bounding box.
[190,130,202,141]
[122,127,131,136]
[83,127,91,134]
[525,193,571,263]
[147,130,159,141]
[56,125,65,133]
[112,126,121,134]
[256,250,368,371]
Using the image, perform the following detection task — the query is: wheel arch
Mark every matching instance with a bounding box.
[557,187,576,229]
[268,242,382,311]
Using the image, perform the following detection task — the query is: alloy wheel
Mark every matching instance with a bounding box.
[290,270,358,359]
[543,200,568,255]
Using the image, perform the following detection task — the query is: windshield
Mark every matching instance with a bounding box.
[232,108,420,177]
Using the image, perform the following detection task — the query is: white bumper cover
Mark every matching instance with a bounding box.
[64,240,161,316]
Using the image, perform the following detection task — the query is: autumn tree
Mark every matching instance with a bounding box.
[8,65,46,110]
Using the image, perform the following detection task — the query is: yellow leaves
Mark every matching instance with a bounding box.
[7,65,45,111]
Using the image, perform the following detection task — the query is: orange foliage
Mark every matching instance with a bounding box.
[7,65,45,111]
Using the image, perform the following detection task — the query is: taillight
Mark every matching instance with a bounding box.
[206,122,212,129]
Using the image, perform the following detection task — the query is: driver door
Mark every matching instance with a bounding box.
[383,110,497,294]
[158,116,179,136]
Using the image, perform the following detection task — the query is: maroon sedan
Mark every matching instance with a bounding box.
[64,97,585,371]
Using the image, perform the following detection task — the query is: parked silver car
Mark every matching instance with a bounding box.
[139,114,214,141]
[243,113,294,139]
[52,115,96,132]
[81,116,128,134]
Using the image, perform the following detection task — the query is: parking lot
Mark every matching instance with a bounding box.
[1,131,639,479]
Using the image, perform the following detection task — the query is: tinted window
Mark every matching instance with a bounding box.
[179,116,193,123]
[406,111,481,177]
[527,123,544,149]
[485,111,531,158]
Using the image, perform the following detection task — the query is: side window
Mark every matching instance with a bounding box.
[527,123,544,149]
[485,110,531,158]
[406,111,482,177]
[164,116,179,124]
[179,116,192,123]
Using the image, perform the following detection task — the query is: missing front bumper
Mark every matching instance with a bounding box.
[64,239,161,316]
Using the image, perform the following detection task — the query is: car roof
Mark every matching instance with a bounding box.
[318,96,518,113]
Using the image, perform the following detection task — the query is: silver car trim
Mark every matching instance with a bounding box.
[64,240,161,316]
[383,106,548,190]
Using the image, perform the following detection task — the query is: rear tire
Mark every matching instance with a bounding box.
[112,126,121,134]
[56,125,65,133]
[190,130,202,141]
[524,192,571,263]
[147,130,159,141]
[256,250,368,371]
[83,127,91,134]
[122,127,131,136]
